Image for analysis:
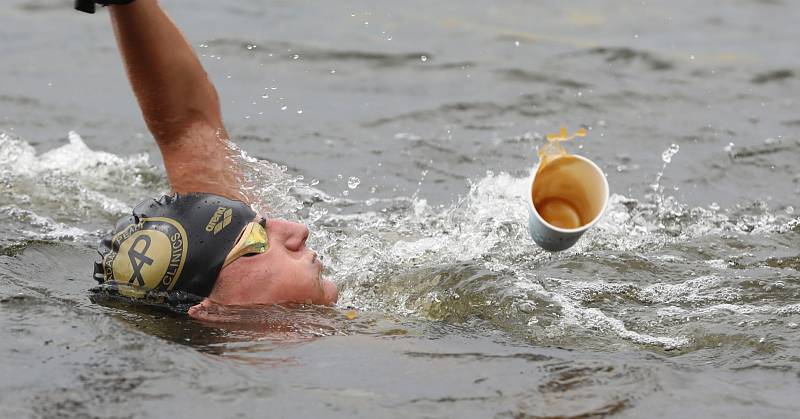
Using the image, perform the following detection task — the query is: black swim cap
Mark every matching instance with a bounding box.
[94,193,257,299]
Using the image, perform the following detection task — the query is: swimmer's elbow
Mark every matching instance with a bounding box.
[145,107,226,148]
[141,79,225,146]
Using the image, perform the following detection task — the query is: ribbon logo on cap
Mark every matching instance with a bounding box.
[102,217,189,297]
[127,235,154,286]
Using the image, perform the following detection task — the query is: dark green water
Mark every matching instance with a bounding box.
[1,0,799,417]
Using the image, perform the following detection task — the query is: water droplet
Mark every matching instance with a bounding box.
[198,43,208,48]
[514,40,520,46]
[662,144,680,163]
[246,44,257,50]
[786,206,795,215]
[310,178,320,186]
[709,202,720,211]
[297,109,303,114]
[420,55,428,62]
[689,54,695,60]
[330,69,336,74]
[347,176,361,189]
[280,106,287,111]
[342,190,349,197]
[724,142,735,153]
[292,54,300,60]
[261,94,269,99]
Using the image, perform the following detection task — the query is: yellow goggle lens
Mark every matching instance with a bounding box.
[222,220,269,268]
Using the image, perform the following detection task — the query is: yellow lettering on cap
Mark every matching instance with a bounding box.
[205,206,231,234]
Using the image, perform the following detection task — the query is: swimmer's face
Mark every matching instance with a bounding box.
[188,219,338,318]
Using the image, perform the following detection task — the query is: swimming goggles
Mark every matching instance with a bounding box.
[222,217,269,268]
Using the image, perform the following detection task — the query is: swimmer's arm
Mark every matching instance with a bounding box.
[109,1,242,199]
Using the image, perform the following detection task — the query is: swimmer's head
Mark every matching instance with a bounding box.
[94,193,259,300]
[93,193,338,313]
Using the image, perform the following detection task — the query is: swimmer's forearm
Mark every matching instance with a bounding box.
[109,0,245,200]
[109,0,227,142]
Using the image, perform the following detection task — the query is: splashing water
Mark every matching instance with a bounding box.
[347,176,361,189]
[649,143,680,198]
[0,131,162,243]
[1,131,797,353]
[216,141,795,350]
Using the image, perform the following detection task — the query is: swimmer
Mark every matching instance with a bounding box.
[80,0,338,318]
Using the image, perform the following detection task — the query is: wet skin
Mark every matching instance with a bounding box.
[188,219,338,320]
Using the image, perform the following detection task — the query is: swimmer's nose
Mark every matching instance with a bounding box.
[284,222,309,251]
[267,219,311,251]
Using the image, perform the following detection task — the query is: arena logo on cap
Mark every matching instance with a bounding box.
[103,217,188,297]
[205,206,233,234]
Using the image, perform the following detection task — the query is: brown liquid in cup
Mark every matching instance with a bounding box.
[532,155,596,229]
[535,197,582,229]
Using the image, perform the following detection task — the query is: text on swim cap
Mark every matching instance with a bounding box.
[206,206,233,234]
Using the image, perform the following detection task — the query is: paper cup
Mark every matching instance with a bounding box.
[527,154,609,251]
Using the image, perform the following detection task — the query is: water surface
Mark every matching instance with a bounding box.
[1,0,799,417]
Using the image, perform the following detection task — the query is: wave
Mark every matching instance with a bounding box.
[0,130,164,243]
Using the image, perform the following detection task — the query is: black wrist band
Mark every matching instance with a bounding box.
[75,0,137,14]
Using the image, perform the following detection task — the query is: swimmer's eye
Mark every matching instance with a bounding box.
[222,219,269,267]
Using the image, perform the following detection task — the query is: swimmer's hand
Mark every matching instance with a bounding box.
[75,0,137,14]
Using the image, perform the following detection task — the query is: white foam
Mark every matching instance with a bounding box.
[551,291,690,349]
[638,275,741,304]
[308,168,794,349]
[0,131,163,242]
[1,131,149,180]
